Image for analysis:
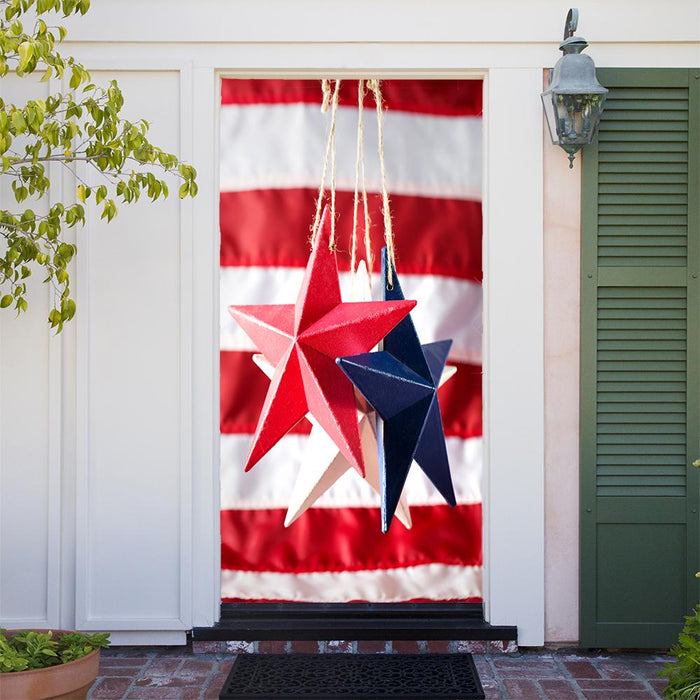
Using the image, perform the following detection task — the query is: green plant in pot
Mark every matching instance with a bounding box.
[658,605,700,698]
[0,629,110,699]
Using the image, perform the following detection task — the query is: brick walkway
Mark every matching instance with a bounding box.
[88,644,672,699]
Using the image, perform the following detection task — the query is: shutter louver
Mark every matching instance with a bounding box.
[597,87,689,268]
[596,287,687,497]
[580,69,699,649]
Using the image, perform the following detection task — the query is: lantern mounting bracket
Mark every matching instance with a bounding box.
[564,8,579,41]
[541,7,608,168]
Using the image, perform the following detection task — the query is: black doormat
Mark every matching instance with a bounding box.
[219,653,485,699]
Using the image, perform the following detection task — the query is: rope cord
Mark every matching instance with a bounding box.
[368,79,395,288]
[351,79,373,289]
[310,79,341,249]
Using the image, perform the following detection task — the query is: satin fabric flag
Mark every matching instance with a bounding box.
[220,78,484,603]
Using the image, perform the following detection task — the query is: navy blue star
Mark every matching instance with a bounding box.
[337,249,456,532]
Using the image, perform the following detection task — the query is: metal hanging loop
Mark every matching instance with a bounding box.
[564,8,579,40]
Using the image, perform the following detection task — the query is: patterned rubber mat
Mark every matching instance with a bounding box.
[219,653,485,699]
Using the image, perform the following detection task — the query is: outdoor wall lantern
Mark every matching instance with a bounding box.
[541,8,608,167]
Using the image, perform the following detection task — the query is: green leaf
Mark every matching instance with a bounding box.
[69,66,81,89]
[18,41,34,71]
[64,298,76,320]
[659,605,700,697]
[10,110,26,133]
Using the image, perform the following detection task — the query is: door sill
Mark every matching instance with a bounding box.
[193,602,517,641]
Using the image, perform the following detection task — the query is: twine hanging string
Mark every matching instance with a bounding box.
[311,79,341,250]
[351,79,373,291]
[311,77,395,291]
[367,79,396,289]
[360,84,372,284]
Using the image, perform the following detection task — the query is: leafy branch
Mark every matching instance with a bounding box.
[0,0,197,330]
[660,605,700,699]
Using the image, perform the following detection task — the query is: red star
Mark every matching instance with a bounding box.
[228,206,415,477]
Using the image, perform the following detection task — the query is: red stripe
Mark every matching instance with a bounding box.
[221,351,482,440]
[439,363,482,440]
[220,189,482,282]
[221,504,482,573]
[221,79,483,117]
[221,350,311,435]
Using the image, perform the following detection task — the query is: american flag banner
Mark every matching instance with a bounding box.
[219,79,483,603]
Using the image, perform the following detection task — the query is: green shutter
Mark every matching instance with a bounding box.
[580,68,700,648]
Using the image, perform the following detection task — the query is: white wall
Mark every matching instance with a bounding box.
[0,0,698,646]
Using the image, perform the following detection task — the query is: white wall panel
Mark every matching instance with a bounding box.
[0,77,62,629]
[0,279,60,627]
[75,70,191,631]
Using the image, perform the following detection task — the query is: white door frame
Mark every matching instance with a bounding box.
[194,65,545,646]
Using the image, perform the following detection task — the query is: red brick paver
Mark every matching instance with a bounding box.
[539,678,580,699]
[256,640,288,653]
[502,678,541,698]
[563,660,602,678]
[87,645,671,699]
[581,692,658,700]
[288,640,320,653]
[356,639,388,653]
[91,677,134,698]
[390,639,421,654]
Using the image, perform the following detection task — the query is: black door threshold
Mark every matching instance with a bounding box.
[193,602,517,642]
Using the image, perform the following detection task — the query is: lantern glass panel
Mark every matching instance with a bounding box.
[541,92,560,145]
[555,93,604,146]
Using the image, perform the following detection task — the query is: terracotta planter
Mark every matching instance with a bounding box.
[0,630,101,700]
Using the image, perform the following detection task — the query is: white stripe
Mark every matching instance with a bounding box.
[221,563,482,602]
[220,103,482,201]
[220,434,482,511]
[220,267,482,365]
[405,437,482,507]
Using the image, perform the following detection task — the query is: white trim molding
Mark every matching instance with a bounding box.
[482,68,545,646]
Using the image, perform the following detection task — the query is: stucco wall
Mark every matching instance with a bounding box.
[543,102,582,644]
